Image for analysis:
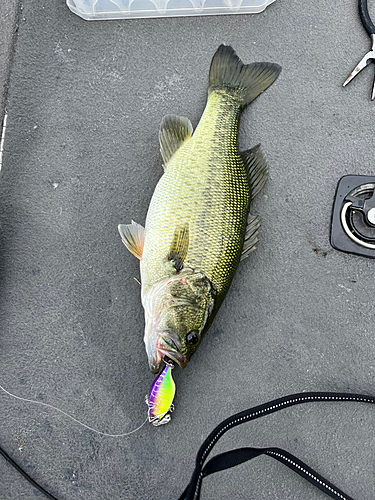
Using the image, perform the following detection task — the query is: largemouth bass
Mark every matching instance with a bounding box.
[119,45,281,374]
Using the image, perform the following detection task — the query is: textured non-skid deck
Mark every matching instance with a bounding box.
[0,1,375,499]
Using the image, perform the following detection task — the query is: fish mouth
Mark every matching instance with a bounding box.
[158,348,187,370]
[147,332,187,373]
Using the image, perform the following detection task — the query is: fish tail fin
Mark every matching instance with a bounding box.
[208,45,281,107]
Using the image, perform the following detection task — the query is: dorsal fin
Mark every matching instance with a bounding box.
[159,115,193,167]
[118,221,145,260]
[240,214,260,261]
[240,144,268,200]
[166,223,189,272]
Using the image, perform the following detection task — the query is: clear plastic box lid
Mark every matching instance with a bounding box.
[66,0,276,20]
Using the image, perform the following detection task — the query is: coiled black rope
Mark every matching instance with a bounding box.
[1,391,374,499]
[0,446,59,499]
[179,392,375,500]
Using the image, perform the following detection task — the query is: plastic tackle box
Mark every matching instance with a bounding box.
[67,0,276,20]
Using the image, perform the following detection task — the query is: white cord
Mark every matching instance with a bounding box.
[0,111,8,172]
[0,383,148,437]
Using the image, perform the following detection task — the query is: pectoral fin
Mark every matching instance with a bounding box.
[159,115,193,167]
[240,144,268,200]
[118,221,145,260]
[241,214,260,261]
[166,223,189,272]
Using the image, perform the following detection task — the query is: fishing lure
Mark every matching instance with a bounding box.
[146,360,176,426]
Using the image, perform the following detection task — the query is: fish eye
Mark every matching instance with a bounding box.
[185,331,199,346]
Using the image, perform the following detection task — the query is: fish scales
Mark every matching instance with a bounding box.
[141,91,248,299]
[118,45,281,373]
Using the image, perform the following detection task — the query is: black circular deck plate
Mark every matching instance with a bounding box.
[331,175,375,258]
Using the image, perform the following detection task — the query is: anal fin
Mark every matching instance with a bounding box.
[159,115,193,167]
[118,221,145,260]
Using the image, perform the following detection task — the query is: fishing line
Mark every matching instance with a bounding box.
[0,379,175,499]
[1,389,375,500]
[0,383,148,437]
[0,111,8,172]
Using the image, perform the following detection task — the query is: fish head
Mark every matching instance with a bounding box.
[143,270,216,373]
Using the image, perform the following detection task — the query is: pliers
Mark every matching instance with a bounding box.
[344,0,375,99]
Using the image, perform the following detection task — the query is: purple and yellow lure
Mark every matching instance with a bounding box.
[146,363,176,426]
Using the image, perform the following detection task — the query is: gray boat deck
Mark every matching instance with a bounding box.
[0,1,374,499]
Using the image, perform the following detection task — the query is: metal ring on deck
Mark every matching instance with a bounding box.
[340,201,375,250]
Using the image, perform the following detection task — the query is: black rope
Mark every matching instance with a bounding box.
[1,391,374,500]
[0,446,59,500]
[179,391,375,500]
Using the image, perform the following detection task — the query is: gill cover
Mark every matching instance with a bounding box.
[143,269,216,373]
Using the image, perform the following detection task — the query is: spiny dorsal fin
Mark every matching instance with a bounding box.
[159,115,193,167]
[166,223,189,272]
[240,144,268,201]
[118,221,145,260]
[241,214,260,261]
